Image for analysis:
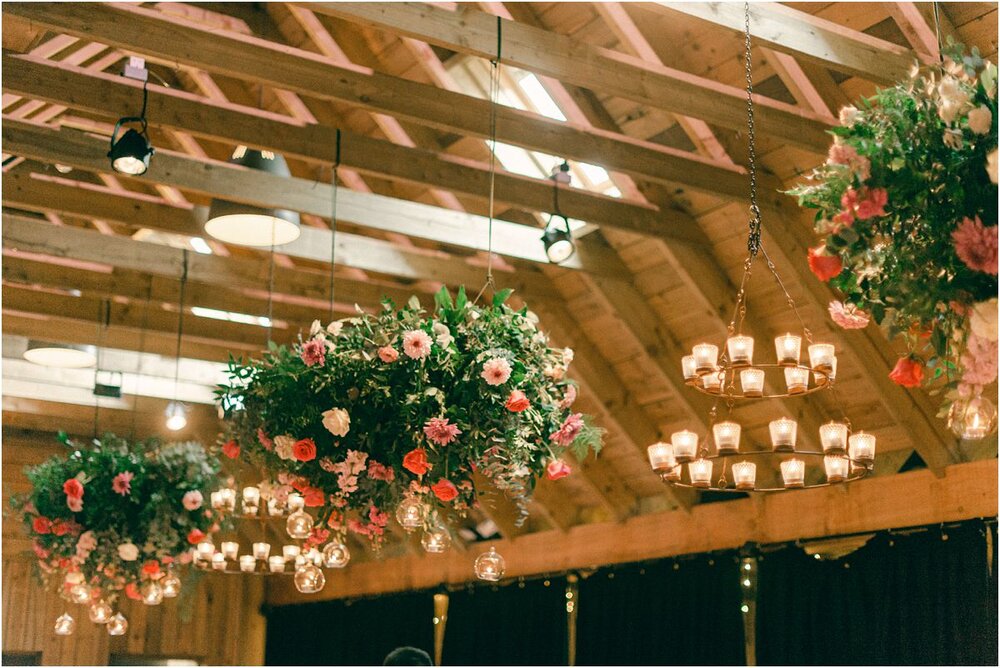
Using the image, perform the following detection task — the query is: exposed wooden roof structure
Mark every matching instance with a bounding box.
[2,2,997,605]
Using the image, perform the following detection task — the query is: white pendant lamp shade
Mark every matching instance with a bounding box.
[204,149,301,247]
[23,340,97,368]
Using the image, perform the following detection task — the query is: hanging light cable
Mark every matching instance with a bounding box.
[165,252,188,432]
[474,16,503,304]
[328,130,341,324]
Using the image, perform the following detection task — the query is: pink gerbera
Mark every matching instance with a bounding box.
[550,413,585,446]
[423,417,462,446]
[952,216,998,275]
[111,471,134,496]
[402,330,432,359]
[300,338,327,366]
[828,300,870,330]
[481,357,512,386]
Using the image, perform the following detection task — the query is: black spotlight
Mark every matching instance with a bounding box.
[108,80,154,175]
[542,213,575,264]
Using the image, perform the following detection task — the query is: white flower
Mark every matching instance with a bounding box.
[64,571,85,585]
[432,322,453,349]
[274,435,296,461]
[544,364,566,381]
[838,105,859,126]
[322,408,351,437]
[309,319,322,337]
[327,321,344,337]
[987,149,998,184]
[968,105,993,135]
[562,347,575,366]
[117,542,139,561]
[970,299,999,342]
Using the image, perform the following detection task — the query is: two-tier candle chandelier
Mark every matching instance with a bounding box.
[647,3,876,492]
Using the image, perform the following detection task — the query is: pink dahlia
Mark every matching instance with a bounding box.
[828,300,870,330]
[952,216,998,275]
[481,357,512,385]
[300,338,327,367]
[559,384,578,409]
[423,417,462,446]
[961,332,999,386]
[111,471,134,496]
[402,330,432,359]
[550,413,585,447]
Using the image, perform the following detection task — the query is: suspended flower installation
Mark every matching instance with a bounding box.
[11,433,222,635]
[788,43,998,438]
[217,287,603,557]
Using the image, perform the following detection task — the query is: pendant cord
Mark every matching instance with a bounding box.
[92,298,110,439]
[329,129,341,324]
[171,251,188,407]
[476,16,502,303]
[130,279,152,442]
[932,2,944,62]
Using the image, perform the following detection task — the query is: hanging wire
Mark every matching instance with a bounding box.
[171,251,188,408]
[92,299,111,439]
[475,16,503,303]
[129,279,153,442]
[932,2,945,62]
[266,231,277,348]
[328,129,341,324]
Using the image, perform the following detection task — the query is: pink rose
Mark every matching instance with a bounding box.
[67,496,83,513]
[550,413,585,447]
[854,188,888,220]
[952,216,998,275]
[378,346,399,363]
[545,459,572,480]
[111,471,134,496]
[828,300,870,329]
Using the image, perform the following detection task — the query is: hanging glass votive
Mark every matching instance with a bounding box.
[54,613,75,636]
[293,563,326,594]
[161,571,181,598]
[848,432,876,462]
[740,368,765,397]
[688,459,713,488]
[783,366,809,394]
[732,461,756,490]
[780,458,805,488]
[819,422,849,454]
[647,442,680,480]
[106,613,128,636]
[681,355,698,381]
[824,455,849,483]
[89,600,113,624]
[808,343,836,372]
[774,334,802,365]
[671,430,699,462]
[713,421,741,455]
[322,540,351,568]
[726,335,754,366]
[474,547,506,582]
[421,525,452,554]
[948,394,998,441]
[140,581,164,606]
[769,418,797,451]
[395,497,427,531]
[286,510,314,539]
[69,583,91,605]
[692,343,719,372]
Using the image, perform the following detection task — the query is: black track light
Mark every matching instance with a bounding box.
[108,78,154,175]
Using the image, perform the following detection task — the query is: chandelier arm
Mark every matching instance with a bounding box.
[760,247,813,342]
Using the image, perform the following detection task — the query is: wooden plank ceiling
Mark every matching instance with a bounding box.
[2,2,997,591]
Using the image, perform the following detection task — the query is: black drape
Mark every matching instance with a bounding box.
[575,555,745,665]
[757,520,998,665]
[441,577,568,665]
[264,590,435,665]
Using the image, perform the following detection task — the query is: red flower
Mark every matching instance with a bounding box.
[854,188,888,220]
[292,477,310,492]
[32,541,49,560]
[402,448,430,476]
[292,438,317,462]
[505,390,530,412]
[431,479,458,502]
[546,459,572,481]
[63,478,84,500]
[889,356,924,388]
[32,516,52,535]
[124,583,141,601]
[51,520,70,537]
[186,528,205,545]
[222,440,240,459]
[142,560,160,576]
[808,246,843,281]
[302,486,325,507]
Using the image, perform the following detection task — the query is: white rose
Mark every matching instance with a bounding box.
[274,435,296,461]
[432,322,453,348]
[987,149,998,184]
[117,542,139,561]
[968,105,993,135]
[562,347,575,365]
[838,105,859,126]
[970,299,999,342]
[322,408,351,437]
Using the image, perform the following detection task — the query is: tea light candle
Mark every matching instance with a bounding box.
[824,455,849,482]
[287,493,305,512]
[774,333,802,365]
[780,459,805,487]
[220,541,239,560]
[808,343,836,371]
[784,366,809,394]
[681,355,698,381]
[210,491,222,509]
[196,541,215,560]
[282,545,301,561]
[692,343,719,372]
[671,430,699,462]
[740,368,765,397]
[211,552,226,571]
[688,459,713,488]
[306,548,322,565]
[219,488,236,512]
[252,542,271,561]
[713,421,741,455]
[732,461,756,490]
[819,422,848,454]
[848,432,876,462]
[769,418,798,451]
[294,554,306,568]
[647,442,673,472]
[268,556,286,573]
[701,368,723,393]
[242,486,260,507]
[726,335,754,366]
[239,555,256,573]
[267,498,284,517]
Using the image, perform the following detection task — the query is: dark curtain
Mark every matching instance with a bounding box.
[442,577,568,665]
[264,590,435,665]
[575,555,745,665]
[757,520,998,665]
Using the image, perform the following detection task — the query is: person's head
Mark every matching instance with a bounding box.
[383,646,433,666]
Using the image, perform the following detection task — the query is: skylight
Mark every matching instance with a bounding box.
[191,306,271,328]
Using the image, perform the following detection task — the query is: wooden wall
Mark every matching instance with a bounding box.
[2,428,267,665]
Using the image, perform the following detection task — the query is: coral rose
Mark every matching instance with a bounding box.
[808,246,843,281]
[505,390,530,412]
[378,346,399,363]
[222,439,240,459]
[124,583,141,601]
[545,459,572,481]
[67,497,83,513]
[431,479,459,502]
[302,486,325,507]
[32,516,52,534]
[63,478,84,500]
[402,448,430,476]
[292,438,317,462]
[186,528,206,545]
[889,357,924,388]
[142,560,160,576]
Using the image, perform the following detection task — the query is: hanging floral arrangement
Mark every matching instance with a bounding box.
[217,287,603,550]
[787,43,998,436]
[10,433,222,633]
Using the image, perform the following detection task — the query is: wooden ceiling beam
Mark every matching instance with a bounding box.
[267,458,997,603]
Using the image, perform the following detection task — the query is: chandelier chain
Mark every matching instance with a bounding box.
[743,1,762,258]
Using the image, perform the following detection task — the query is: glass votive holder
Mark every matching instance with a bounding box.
[295,554,306,568]
[242,486,260,507]
[774,334,802,365]
[268,556,286,573]
[808,343,836,371]
[287,493,305,512]
[815,355,838,385]
[780,458,805,487]
[769,418,798,452]
[701,368,723,393]
[713,421,741,455]
[819,422,848,454]
[732,461,756,490]
[726,335,754,366]
[671,430,699,462]
[681,355,698,381]
[784,366,809,394]
[239,555,256,573]
[647,442,680,480]
[210,491,223,509]
[740,368,765,397]
[267,498,285,517]
[220,541,239,560]
[211,553,226,571]
[282,545,301,561]
[196,541,215,561]
[692,343,719,372]
[848,432,876,462]
[219,488,236,512]
[688,459,713,488]
[824,455,849,482]
[252,542,271,561]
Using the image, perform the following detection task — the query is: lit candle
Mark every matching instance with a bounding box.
[252,542,271,561]
[267,498,285,517]
[210,491,223,509]
[647,442,680,481]
[306,548,322,565]
[242,486,260,505]
[221,541,239,560]
[780,459,805,487]
[671,430,699,462]
[681,355,698,381]
[848,432,876,462]
[726,335,754,366]
[294,554,306,568]
[282,545,301,561]
[784,366,809,394]
[54,613,75,636]
[774,334,802,365]
[219,488,236,512]
[688,459,713,488]
[819,422,848,454]
[239,555,256,573]
[692,343,719,372]
[824,455,849,482]
[287,493,305,512]
[268,556,286,573]
[808,343,836,371]
[769,418,798,451]
[713,421,741,455]
[732,461,756,490]
[701,368,723,393]
[211,552,226,571]
[740,368,765,397]
[196,541,215,560]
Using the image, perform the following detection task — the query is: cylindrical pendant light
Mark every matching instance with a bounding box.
[23,340,97,368]
[204,148,301,246]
